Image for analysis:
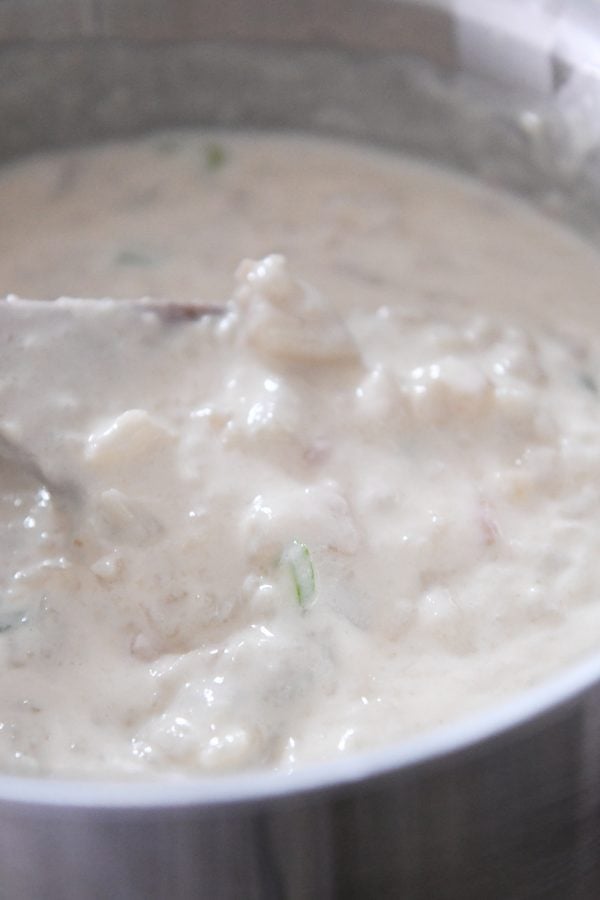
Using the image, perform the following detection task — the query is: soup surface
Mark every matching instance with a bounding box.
[2,132,600,777]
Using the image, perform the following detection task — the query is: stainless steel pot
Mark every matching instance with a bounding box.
[2,2,600,897]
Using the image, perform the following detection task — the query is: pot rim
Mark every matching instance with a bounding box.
[1,644,599,810]
[2,0,600,815]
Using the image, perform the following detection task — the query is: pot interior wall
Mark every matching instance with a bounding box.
[2,1,600,239]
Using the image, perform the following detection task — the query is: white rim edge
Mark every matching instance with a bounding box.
[1,647,599,810]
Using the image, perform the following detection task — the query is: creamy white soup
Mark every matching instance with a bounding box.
[2,132,600,777]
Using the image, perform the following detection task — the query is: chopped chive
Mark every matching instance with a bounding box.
[205,142,226,172]
[114,248,156,267]
[579,372,598,394]
[0,611,25,633]
[283,541,316,608]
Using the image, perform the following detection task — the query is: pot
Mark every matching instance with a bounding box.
[2,1,600,897]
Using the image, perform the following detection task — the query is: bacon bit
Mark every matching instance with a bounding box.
[130,632,156,661]
[479,499,500,546]
[164,590,188,605]
[303,438,331,465]
[143,302,225,323]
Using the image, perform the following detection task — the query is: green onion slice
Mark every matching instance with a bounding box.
[205,142,226,171]
[283,541,316,608]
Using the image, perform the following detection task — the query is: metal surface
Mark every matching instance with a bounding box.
[2,1,600,897]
